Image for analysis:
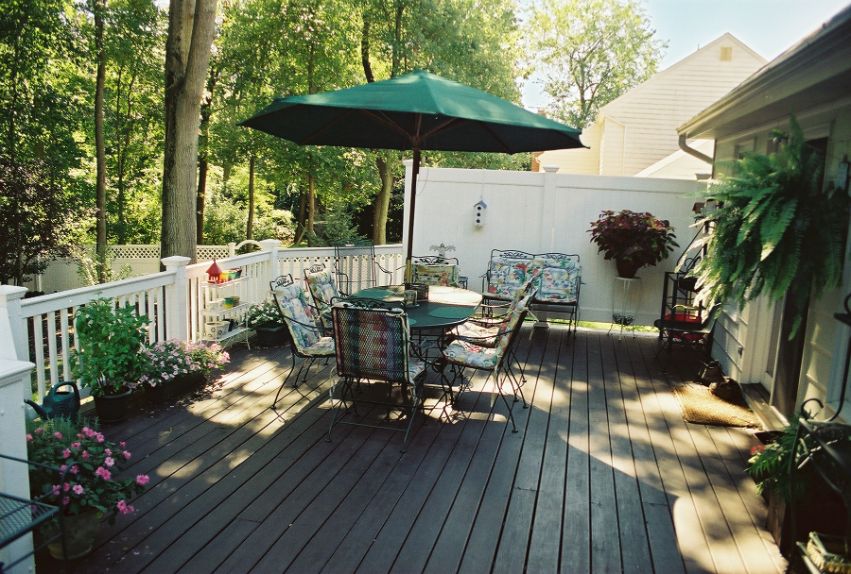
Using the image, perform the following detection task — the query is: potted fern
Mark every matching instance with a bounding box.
[694,118,848,337]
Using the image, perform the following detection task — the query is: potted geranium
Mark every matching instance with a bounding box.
[138,340,230,402]
[71,299,150,422]
[26,417,150,560]
[588,209,678,278]
[246,299,287,346]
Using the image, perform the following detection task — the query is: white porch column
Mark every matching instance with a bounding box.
[0,359,36,573]
[162,256,191,341]
[0,286,29,365]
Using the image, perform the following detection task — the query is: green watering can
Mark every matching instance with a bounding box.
[25,381,81,421]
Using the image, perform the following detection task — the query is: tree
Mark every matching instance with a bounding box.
[527,0,664,128]
[160,0,217,261]
[93,0,108,282]
[0,155,82,286]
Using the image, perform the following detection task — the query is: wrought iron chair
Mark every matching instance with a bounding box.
[411,255,468,289]
[333,242,378,293]
[449,275,538,405]
[270,275,335,406]
[304,263,347,333]
[440,288,534,432]
[654,302,721,359]
[327,298,426,451]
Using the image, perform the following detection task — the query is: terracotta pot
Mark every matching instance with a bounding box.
[615,259,641,278]
[93,389,133,423]
[44,510,101,560]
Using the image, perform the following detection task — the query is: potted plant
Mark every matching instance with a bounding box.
[588,209,678,278]
[26,417,149,559]
[138,340,230,402]
[71,298,150,422]
[246,299,287,346]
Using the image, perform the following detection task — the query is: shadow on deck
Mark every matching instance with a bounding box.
[49,324,784,573]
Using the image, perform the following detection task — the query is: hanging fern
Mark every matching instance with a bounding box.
[695,118,848,337]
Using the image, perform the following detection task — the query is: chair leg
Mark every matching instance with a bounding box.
[490,370,518,433]
[272,353,299,407]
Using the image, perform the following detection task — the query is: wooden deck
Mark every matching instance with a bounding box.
[56,325,784,573]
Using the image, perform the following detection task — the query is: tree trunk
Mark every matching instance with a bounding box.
[196,64,218,245]
[246,155,255,240]
[306,169,315,239]
[161,0,218,263]
[94,0,108,282]
[372,155,393,244]
[293,190,306,244]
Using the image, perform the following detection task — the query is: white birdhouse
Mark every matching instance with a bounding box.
[474,199,487,227]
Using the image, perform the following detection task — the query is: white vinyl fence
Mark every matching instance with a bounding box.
[403,162,705,325]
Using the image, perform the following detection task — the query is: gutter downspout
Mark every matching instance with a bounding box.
[678,133,713,164]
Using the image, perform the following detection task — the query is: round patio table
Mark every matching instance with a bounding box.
[352,285,482,331]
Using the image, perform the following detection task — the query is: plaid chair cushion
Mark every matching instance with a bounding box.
[332,306,414,384]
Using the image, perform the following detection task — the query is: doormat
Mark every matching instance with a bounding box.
[673,383,760,427]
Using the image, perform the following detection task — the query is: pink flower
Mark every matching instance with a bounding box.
[53,431,63,439]
[135,474,150,486]
[71,441,81,449]
[104,448,112,456]
[95,466,112,481]
[25,433,33,442]
[104,456,115,468]
[81,450,90,460]
[63,482,70,492]
[59,464,67,473]
[34,427,44,434]
[51,484,61,496]
[62,496,70,506]
[116,500,135,515]
[72,484,84,495]
[122,450,132,461]
[62,448,71,459]
[95,433,105,443]
[70,465,79,475]
[119,441,127,448]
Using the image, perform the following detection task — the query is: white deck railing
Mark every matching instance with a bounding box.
[0,240,404,405]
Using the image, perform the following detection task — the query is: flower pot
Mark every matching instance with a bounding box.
[253,324,287,347]
[615,259,641,278]
[44,510,102,560]
[145,383,171,404]
[93,389,133,423]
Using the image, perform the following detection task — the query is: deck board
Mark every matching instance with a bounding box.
[58,326,784,574]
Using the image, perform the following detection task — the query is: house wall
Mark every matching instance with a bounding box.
[404,164,702,325]
[537,34,766,178]
[711,102,851,421]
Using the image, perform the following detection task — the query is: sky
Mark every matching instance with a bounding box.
[520,0,851,109]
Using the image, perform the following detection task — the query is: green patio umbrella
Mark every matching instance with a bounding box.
[240,69,583,261]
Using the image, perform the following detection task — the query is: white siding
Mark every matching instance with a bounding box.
[537,33,766,178]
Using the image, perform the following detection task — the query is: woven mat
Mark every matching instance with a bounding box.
[673,383,760,427]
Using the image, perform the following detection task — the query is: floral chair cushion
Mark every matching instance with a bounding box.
[305,269,341,329]
[414,263,459,287]
[486,252,580,304]
[302,336,335,357]
[443,338,498,370]
[273,284,325,352]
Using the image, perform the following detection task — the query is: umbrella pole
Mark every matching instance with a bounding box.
[405,148,421,277]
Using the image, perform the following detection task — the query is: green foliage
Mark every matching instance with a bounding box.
[588,209,678,269]
[0,155,84,284]
[26,417,149,518]
[71,299,151,396]
[746,418,802,500]
[317,204,366,246]
[695,119,848,336]
[246,299,284,328]
[527,0,665,128]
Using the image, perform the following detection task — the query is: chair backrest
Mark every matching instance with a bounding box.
[331,300,411,384]
[486,249,580,302]
[270,274,322,352]
[334,242,377,293]
[412,256,461,287]
[493,288,534,368]
[304,263,342,320]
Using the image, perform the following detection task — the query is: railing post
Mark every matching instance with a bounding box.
[228,242,236,257]
[162,256,191,341]
[259,239,281,288]
[0,285,29,364]
[0,359,36,573]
